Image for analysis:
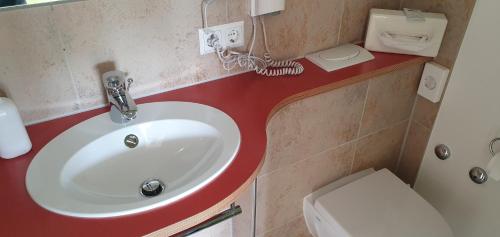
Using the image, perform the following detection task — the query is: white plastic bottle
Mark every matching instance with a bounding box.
[0,97,32,159]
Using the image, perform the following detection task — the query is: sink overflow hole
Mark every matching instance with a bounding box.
[140,179,165,197]
[124,134,139,148]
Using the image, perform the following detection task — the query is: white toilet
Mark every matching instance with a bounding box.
[303,168,453,237]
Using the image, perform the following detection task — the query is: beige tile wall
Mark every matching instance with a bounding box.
[358,64,422,136]
[0,0,400,124]
[0,0,243,123]
[232,182,255,237]
[338,0,401,44]
[254,63,423,236]
[396,0,476,185]
[260,216,310,237]
[398,121,432,185]
[0,6,79,121]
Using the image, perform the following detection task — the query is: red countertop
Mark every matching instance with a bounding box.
[0,52,427,237]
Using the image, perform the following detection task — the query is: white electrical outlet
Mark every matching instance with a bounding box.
[417,62,450,103]
[198,21,244,55]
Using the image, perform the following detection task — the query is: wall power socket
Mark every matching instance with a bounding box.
[198,21,244,55]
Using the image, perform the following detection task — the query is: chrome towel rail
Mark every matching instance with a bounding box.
[489,137,500,156]
[174,203,242,237]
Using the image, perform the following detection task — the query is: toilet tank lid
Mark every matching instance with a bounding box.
[313,169,453,237]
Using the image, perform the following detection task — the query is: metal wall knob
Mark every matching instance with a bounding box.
[435,144,451,160]
[469,167,488,184]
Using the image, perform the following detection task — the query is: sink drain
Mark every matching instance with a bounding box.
[140,179,165,197]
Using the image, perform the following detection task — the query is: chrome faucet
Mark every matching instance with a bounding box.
[102,70,137,124]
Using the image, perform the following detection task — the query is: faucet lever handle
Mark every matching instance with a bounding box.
[126,78,133,91]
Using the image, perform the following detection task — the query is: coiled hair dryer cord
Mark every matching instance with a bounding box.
[213,16,304,77]
[256,17,304,76]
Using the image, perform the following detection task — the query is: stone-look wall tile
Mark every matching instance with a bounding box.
[413,95,440,129]
[51,0,243,110]
[256,143,355,235]
[258,215,312,237]
[338,0,400,44]
[0,0,356,124]
[262,0,344,59]
[359,63,423,136]
[232,183,254,237]
[352,121,408,173]
[401,0,475,68]
[262,82,367,175]
[302,0,345,54]
[397,122,431,186]
[0,7,77,123]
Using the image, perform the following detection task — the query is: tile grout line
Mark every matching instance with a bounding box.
[335,0,346,45]
[393,60,426,173]
[49,5,81,109]
[355,81,370,139]
[258,140,356,180]
[348,138,359,175]
[260,119,410,180]
[357,117,409,141]
[395,96,418,174]
[413,118,433,132]
[350,81,370,174]
[252,178,257,237]
[256,213,306,237]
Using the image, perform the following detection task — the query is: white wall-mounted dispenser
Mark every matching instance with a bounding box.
[250,0,285,16]
[365,8,448,57]
[0,97,32,159]
[417,62,449,103]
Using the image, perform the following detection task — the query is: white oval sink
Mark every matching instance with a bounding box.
[26,102,240,218]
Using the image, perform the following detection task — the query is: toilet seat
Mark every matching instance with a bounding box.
[304,169,453,237]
